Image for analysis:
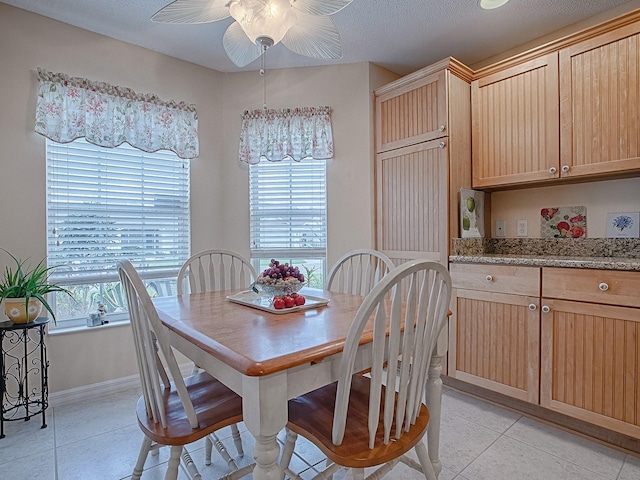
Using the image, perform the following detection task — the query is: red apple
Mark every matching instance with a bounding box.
[273,297,285,309]
[284,295,295,308]
[295,295,306,306]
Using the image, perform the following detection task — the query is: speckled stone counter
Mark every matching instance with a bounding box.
[450,238,640,271]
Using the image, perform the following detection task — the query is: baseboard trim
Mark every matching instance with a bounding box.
[49,363,194,408]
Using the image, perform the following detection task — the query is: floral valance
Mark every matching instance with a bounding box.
[35,68,199,159]
[239,106,333,164]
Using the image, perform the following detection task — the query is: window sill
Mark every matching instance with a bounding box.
[48,319,130,336]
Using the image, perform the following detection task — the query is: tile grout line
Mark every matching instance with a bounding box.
[52,405,59,480]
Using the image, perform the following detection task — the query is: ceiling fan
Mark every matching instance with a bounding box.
[152,0,354,68]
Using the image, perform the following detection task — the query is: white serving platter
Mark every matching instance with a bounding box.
[226,290,330,315]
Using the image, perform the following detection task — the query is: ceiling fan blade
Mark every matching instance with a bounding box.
[223,22,264,67]
[151,0,230,24]
[282,15,343,59]
[292,0,354,16]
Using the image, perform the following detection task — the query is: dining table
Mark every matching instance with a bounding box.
[152,287,447,480]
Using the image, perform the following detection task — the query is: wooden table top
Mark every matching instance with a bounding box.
[153,288,367,377]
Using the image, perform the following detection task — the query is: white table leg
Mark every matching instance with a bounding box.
[242,372,288,480]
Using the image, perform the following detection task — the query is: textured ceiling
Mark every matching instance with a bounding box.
[1,0,638,75]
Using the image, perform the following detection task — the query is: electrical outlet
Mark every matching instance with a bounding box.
[495,220,506,237]
[517,219,528,237]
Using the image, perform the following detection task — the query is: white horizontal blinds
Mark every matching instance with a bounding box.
[250,158,327,259]
[46,138,190,283]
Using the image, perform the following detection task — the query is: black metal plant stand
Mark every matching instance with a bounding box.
[0,317,49,438]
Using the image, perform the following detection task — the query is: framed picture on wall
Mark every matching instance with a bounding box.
[460,189,485,238]
[606,212,640,238]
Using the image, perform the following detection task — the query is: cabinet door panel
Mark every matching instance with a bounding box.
[449,289,540,403]
[376,70,447,153]
[560,22,640,178]
[376,140,448,265]
[541,299,640,438]
[472,53,559,188]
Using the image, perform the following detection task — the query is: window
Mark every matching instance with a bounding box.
[46,139,190,328]
[249,158,327,288]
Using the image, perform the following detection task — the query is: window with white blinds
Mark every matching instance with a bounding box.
[249,158,327,285]
[46,138,190,327]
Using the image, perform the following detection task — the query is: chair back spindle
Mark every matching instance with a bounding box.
[177,249,256,294]
[326,249,394,296]
[331,260,451,449]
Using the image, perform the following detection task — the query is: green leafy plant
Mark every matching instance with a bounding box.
[0,250,72,324]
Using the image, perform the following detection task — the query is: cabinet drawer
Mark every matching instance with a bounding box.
[450,263,540,296]
[542,267,640,308]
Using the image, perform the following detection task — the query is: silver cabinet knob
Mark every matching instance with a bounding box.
[599,282,609,291]
[438,124,446,132]
[541,305,550,313]
[528,304,537,311]
[561,165,570,173]
[485,275,493,282]
[548,167,557,174]
[438,141,446,148]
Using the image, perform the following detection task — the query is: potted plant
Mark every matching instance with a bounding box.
[0,250,71,324]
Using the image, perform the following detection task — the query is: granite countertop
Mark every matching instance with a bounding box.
[449,254,640,271]
[450,238,640,272]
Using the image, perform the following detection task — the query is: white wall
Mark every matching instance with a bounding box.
[0,4,398,392]
[219,62,398,269]
[0,4,224,392]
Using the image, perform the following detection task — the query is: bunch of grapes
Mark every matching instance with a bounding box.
[257,259,305,285]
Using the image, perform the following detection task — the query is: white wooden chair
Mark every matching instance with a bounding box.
[177,249,257,295]
[280,260,452,480]
[118,260,254,480]
[325,249,394,296]
[177,249,257,460]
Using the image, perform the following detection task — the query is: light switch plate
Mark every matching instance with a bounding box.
[495,220,506,237]
[517,219,528,237]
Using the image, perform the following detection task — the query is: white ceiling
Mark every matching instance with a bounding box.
[2,0,637,76]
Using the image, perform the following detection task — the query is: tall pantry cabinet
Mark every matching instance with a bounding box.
[374,58,473,266]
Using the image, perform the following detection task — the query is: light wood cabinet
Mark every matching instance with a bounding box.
[472,10,640,189]
[559,21,640,179]
[472,53,560,188]
[376,140,449,265]
[374,58,473,264]
[448,264,541,403]
[376,69,447,153]
[541,267,640,439]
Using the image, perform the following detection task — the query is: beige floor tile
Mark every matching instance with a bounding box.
[503,416,626,479]
[461,435,610,480]
[442,388,522,434]
[0,413,54,462]
[53,388,140,447]
[0,447,56,480]
[618,454,640,480]
[439,410,502,473]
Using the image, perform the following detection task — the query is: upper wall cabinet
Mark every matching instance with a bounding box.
[472,10,640,189]
[560,21,640,179]
[472,53,560,188]
[376,69,448,153]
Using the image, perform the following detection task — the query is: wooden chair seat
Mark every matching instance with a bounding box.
[136,371,242,447]
[288,374,429,469]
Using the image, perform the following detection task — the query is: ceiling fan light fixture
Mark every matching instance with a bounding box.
[478,0,510,9]
[229,0,295,46]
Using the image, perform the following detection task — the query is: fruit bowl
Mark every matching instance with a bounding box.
[255,259,306,298]
[258,282,305,298]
